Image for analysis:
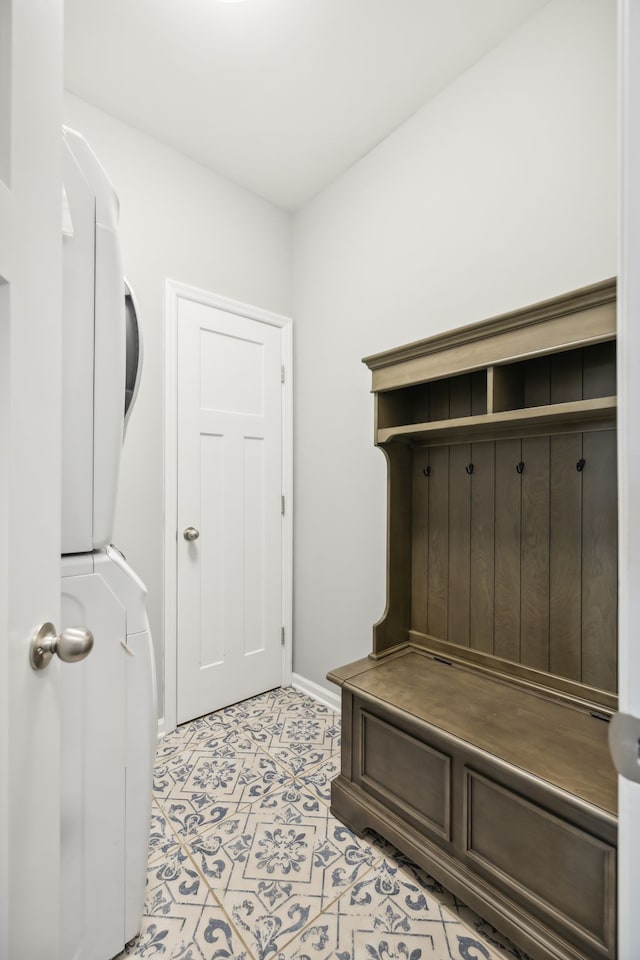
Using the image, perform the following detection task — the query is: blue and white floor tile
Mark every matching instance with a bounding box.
[114,848,251,959]
[116,686,530,960]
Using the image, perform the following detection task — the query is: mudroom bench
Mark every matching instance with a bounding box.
[329,647,616,960]
[329,280,619,960]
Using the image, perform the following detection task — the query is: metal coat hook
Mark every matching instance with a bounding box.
[423,466,432,478]
[576,458,586,472]
[516,461,525,474]
[465,463,474,475]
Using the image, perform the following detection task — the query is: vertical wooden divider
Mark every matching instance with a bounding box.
[581,429,618,690]
[549,434,583,680]
[448,443,471,646]
[447,376,472,646]
[427,380,451,641]
[470,441,495,652]
[494,439,522,662]
[411,446,430,633]
[427,445,450,641]
[521,435,551,671]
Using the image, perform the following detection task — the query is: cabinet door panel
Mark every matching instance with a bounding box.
[358,709,451,841]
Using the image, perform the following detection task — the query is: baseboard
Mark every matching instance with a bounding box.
[156,681,339,736]
[291,673,341,712]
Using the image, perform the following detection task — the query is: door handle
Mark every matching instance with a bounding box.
[183,526,200,541]
[29,621,94,671]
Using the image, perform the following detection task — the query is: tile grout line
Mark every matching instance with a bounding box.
[145,691,343,959]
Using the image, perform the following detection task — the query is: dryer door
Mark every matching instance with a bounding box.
[124,280,143,437]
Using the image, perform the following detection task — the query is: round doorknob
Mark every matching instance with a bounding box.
[183,526,200,541]
[30,622,94,671]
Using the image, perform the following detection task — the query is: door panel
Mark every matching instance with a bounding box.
[617,4,640,954]
[177,299,283,723]
[0,2,64,957]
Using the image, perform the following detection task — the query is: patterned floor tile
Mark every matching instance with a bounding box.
[296,756,340,805]
[167,713,265,758]
[155,747,293,840]
[134,690,528,960]
[112,848,251,959]
[186,782,380,958]
[147,801,182,865]
[272,855,524,960]
[221,687,310,724]
[234,704,341,777]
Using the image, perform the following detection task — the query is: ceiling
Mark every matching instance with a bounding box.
[64,0,550,211]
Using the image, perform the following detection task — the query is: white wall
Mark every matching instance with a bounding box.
[64,93,292,704]
[292,0,617,696]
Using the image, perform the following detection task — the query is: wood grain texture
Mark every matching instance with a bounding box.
[427,445,449,640]
[492,364,524,413]
[348,650,616,814]
[448,443,471,647]
[494,439,522,663]
[524,355,551,408]
[429,378,450,422]
[472,371,488,415]
[449,374,471,419]
[373,442,413,654]
[410,384,431,424]
[550,349,583,403]
[581,430,618,692]
[549,434,583,681]
[366,282,616,392]
[470,441,495,653]
[521,436,550,671]
[583,341,616,400]
[377,397,616,446]
[411,446,430,633]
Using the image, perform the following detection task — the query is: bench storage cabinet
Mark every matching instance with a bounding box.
[329,280,618,960]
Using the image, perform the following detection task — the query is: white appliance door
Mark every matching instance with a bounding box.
[61,127,125,553]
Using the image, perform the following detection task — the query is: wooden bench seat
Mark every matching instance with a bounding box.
[329,647,617,960]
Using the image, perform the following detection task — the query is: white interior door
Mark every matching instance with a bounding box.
[0,2,64,958]
[176,295,285,724]
[616,1,640,955]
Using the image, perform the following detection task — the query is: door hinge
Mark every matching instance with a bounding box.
[281,495,285,515]
[281,365,285,384]
[281,626,286,646]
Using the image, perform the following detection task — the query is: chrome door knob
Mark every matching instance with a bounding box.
[183,526,200,541]
[30,622,94,671]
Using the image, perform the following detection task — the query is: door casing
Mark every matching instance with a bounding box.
[163,279,293,735]
[616,1,640,954]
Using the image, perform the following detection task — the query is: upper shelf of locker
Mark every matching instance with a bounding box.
[363,278,617,446]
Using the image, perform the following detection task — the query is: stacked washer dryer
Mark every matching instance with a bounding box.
[61,126,157,960]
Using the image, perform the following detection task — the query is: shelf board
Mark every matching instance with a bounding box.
[377,396,617,445]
